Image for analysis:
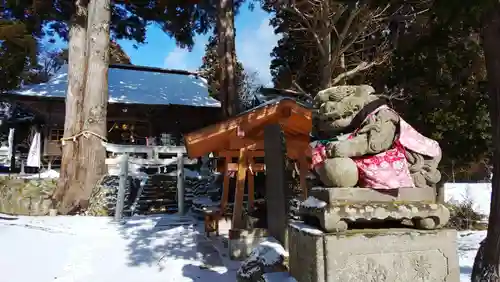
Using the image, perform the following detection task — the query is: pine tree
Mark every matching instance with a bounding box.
[199,31,260,113]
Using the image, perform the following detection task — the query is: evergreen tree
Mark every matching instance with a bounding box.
[0,19,37,91]
[368,1,491,182]
[199,31,261,112]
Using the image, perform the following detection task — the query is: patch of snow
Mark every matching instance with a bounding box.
[0,214,235,282]
[247,237,288,267]
[444,183,491,217]
[262,272,298,282]
[192,197,220,207]
[185,168,201,179]
[301,196,327,209]
[238,237,288,279]
[457,231,486,282]
[165,168,201,179]
[12,65,221,108]
[289,222,324,236]
[23,169,60,179]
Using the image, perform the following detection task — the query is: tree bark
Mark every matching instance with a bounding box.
[471,5,500,281]
[77,0,111,209]
[217,0,238,117]
[53,0,88,213]
[320,1,332,89]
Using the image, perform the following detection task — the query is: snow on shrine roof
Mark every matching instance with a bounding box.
[11,64,221,108]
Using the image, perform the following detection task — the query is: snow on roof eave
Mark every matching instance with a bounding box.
[4,92,221,108]
[10,64,222,108]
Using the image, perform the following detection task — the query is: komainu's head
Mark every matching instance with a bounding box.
[312,85,378,137]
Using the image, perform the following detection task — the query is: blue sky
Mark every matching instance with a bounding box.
[42,6,279,85]
[117,7,279,85]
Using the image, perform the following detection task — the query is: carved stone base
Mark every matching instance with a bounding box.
[300,187,449,232]
[288,223,459,282]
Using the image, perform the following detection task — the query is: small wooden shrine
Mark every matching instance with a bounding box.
[184,97,312,229]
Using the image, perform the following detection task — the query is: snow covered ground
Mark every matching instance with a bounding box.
[0,214,237,282]
[458,231,486,282]
[0,183,492,282]
[22,169,61,179]
[445,183,491,282]
[0,214,484,282]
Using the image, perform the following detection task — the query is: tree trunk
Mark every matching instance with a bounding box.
[226,1,238,115]
[471,5,500,281]
[319,33,332,89]
[320,2,332,89]
[216,1,226,116]
[53,0,88,213]
[76,0,111,209]
[217,0,238,117]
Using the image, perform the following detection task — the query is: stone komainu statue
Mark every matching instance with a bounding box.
[310,85,442,189]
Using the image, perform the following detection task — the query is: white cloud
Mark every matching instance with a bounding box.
[163,35,208,71]
[237,18,281,86]
[162,14,280,86]
[163,48,190,70]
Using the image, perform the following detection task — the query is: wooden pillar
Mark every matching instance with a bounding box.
[299,156,309,200]
[247,158,255,211]
[231,147,248,230]
[264,124,288,248]
[220,156,231,214]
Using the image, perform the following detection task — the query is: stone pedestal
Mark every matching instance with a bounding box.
[288,222,459,282]
[300,187,450,232]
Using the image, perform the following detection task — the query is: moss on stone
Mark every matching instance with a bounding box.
[0,177,56,215]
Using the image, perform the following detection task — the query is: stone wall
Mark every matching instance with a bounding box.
[0,174,141,217]
[0,177,57,215]
[85,175,140,216]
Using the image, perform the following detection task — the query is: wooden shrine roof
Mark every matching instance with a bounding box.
[184,97,312,158]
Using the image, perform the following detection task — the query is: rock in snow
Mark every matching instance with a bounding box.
[237,237,289,282]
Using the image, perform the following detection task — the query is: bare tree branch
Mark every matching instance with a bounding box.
[377,87,410,106]
[331,60,382,85]
[283,6,326,56]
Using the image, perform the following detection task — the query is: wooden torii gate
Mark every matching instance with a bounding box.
[184,98,312,230]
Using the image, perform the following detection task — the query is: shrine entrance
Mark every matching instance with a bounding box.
[107,120,151,145]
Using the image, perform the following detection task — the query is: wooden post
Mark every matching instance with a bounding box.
[220,156,231,214]
[177,152,185,215]
[247,158,255,211]
[264,124,289,248]
[299,157,309,200]
[115,154,128,221]
[20,160,25,175]
[231,147,248,230]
